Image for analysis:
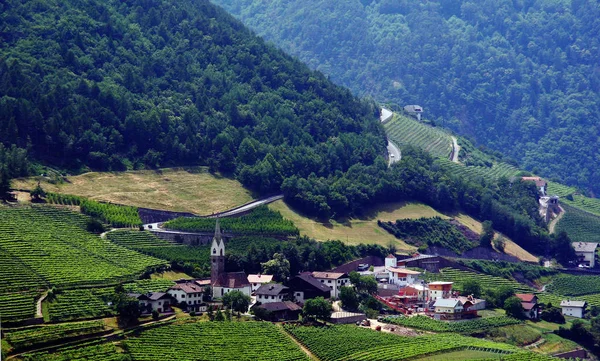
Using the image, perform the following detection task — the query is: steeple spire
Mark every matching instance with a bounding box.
[214,217,222,243]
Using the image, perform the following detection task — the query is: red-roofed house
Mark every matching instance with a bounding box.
[515,294,539,319]
[248,274,274,292]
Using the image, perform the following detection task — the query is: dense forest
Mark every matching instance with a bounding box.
[0,0,385,194]
[214,0,600,195]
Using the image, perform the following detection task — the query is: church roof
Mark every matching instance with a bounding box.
[213,271,250,288]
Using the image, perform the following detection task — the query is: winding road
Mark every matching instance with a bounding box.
[450,136,460,163]
[380,107,401,166]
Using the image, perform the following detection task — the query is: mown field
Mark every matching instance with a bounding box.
[0,206,166,322]
[13,167,254,215]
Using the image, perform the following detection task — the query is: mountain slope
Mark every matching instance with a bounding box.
[0,0,384,195]
[213,0,600,195]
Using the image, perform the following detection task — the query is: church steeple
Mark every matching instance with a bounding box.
[210,217,225,285]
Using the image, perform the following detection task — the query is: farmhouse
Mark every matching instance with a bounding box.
[256,284,289,304]
[388,267,421,286]
[515,294,540,320]
[561,300,587,318]
[129,292,175,314]
[428,281,453,299]
[312,271,350,299]
[254,301,302,322]
[397,284,429,303]
[573,242,598,268]
[248,274,274,292]
[458,295,486,311]
[167,281,207,312]
[433,298,463,320]
[210,218,252,298]
[286,273,331,303]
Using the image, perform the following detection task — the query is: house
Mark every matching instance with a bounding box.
[521,177,548,195]
[312,272,350,299]
[573,242,598,268]
[387,267,421,286]
[210,218,252,298]
[286,273,331,303]
[428,281,453,299]
[397,284,429,303]
[254,301,302,322]
[458,296,486,311]
[248,274,274,292]
[167,281,207,312]
[561,300,586,318]
[256,284,289,304]
[404,105,424,121]
[433,298,463,320]
[515,294,540,320]
[129,292,175,314]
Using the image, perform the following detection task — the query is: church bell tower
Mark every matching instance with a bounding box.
[210,217,225,284]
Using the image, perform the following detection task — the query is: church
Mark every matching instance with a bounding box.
[210,218,252,298]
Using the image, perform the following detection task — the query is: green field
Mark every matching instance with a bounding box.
[4,320,106,352]
[0,206,166,321]
[437,158,520,183]
[546,274,600,296]
[19,340,125,361]
[384,114,453,158]
[383,315,521,333]
[555,204,600,243]
[423,268,534,293]
[283,324,546,361]
[124,322,307,361]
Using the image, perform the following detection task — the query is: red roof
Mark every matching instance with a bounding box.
[170,282,204,294]
[386,254,396,259]
[521,177,546,188]
[213,271,250,288]
[515,294,536,303]
[522,302,538,310]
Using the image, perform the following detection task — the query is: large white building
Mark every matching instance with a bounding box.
[561,300,586,318]
[255,284,289,304]
[248,274,274,292]
[312,272,350,299]
[210,218,251,298]
[573,242,598,268]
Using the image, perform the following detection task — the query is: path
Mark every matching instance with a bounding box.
[524,337,546,349]
[450,136,460,163]
[36,291,48,318]
[548,206,566,234]
[100,228,118,239]
[279,325,319,361]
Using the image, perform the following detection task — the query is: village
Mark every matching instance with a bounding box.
[133,217,596,330]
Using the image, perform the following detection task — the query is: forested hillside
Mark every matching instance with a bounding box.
[214,0,600,195]
[0,0,384,196]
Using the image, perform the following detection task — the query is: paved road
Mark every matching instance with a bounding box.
[387,140,401,166]
[451,136,460,163]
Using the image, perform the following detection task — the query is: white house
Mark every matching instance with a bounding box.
[433,298,463,320]
[561,300,586,318]
[248,274,274,292]
[573,242,598,268]
[129,292,174,314]
[167,281,206,312]
[255,284,289,304]
[428,281,453,299]
[387,267,421,286]
[312,272,350,299]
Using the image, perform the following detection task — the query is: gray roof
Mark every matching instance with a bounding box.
[433,298,463,308]
[256,283,289,296]
[573,242,598,253]
[398,254,437,263]
[258,301,301,312]
[560,300,586,308]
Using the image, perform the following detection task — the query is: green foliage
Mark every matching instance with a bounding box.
[486,325,542,347]
[214,0,600,195]
[555,204,600,243]
[384,114,452,158]
[383,315,521,333]
[303,297,333,321]
[541,306,566,324]
[480,220,494,248]
[462,279,481,298]
[20,341,125,361]
[124,322,308,360]
[379,217,476,254]
[46,193,142,227]
[4,321,106,351]
[353,274,378,295]
[260,253,290,282]
[339,286,359,310]
[283,324,522,361]
[164,206,298,237]
[504,296,525,319]
[458,260,557,282]
[222,290,251,314]
[423,268,533,295]
[0,293,36,322]
[547,274,600,296]
[30,182,46,202]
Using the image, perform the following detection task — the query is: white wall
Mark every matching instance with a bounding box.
[562,307,584,318]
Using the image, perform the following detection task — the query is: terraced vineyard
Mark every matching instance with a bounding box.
[384,114,453,158]
[4,320,106,351]
[284,324,533,361]
[383,315,521,333]
[0,206,166,321]
[437,159,520,183]
[424,268,533,293]
[563,194,600,217]
[19,340,125,361]
[46,279,175,322]
[555,204,600,243]
[546,182,577,197]
[46,193,142,227]
[124,322,308,361]
[546,274,600,296]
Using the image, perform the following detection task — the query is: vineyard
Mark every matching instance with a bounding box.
[46,193,142,227]
[124,322,308,361]
[46,279,175,322]
[562,194,600,217]
[383,114,452,158]
[423,268,533,293]
[0,206,166,321]
[555,204,600,243]
[19,340,125,361]
[546,274,600,296]
[383,315,521,333]
[546,182,577,197]
[437,159,520,183]
[283,324,530,361]
[4,320,106,351]
[163,206,298,237]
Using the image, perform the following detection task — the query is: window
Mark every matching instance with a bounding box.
[182,295,185,298]
[213,249,216,254]
[159,302,161,305]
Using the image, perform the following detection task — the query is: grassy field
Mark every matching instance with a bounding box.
[13,167,254,215]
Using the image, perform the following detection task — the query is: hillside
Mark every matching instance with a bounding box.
[213,0,600,195]
[0,0,385,208]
